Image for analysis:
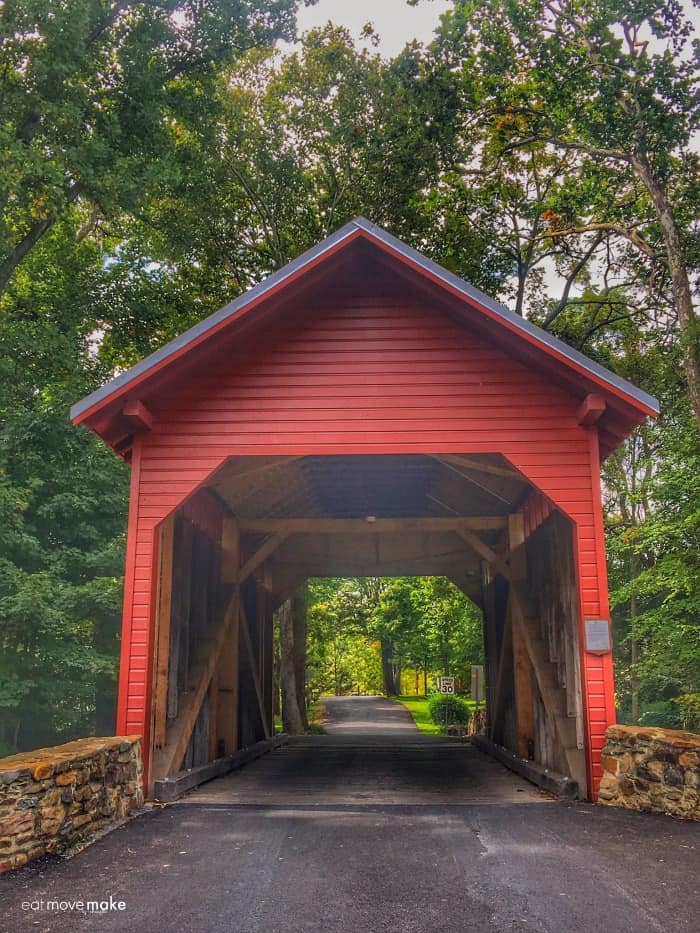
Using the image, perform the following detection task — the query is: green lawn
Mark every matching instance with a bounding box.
[393,695,478,735]
[392,696,442,735]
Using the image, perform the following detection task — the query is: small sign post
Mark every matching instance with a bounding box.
[471,665,484,704]
[438,676,455,695]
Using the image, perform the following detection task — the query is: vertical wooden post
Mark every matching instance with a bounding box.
[509,514,535,759]
[217,516,241,756]
[208,667,219,761]
[152,515,175,752]
[262,564,274,735]
[212,586,239,757]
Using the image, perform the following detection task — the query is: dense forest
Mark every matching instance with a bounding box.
[303,577,484,701]
[0,0,698,755]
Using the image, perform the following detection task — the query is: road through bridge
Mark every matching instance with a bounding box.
[1,698,697,933]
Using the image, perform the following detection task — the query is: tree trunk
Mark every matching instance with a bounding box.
[631,153,700,431]
[291,587,308,729]
[381,640,398,695]
[279,599,304,734]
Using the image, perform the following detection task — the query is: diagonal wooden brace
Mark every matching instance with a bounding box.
[152,588,239,780]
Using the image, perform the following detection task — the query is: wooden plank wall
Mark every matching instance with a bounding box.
[525,512,584,774]
[164,513,223,771]
[483,509,585,784]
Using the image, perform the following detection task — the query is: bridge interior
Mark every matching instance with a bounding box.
[149,453,588,798]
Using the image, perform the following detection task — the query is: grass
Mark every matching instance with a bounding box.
[392,695,479,735]
[274,700,327,735]
[392,696,442,735]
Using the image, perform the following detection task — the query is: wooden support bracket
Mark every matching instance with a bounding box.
[122,399,153,433]
[238,533,289,584]
[456,529,503,568]
[577,393,606,426]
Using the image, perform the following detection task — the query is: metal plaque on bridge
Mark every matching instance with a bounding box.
[584,619,612,654]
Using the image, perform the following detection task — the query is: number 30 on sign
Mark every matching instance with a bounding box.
[438,677,455,695]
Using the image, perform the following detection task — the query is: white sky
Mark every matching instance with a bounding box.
[288,0,452,56]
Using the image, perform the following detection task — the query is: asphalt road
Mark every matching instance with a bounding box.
[1,696,697,933]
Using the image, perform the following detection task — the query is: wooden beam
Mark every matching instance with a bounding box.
[270,560,480,580]
[215,590,240,756]
[577,393,606,426]
[239,603,271,740]
[208,664,219,762]
[434,454,523,480]
[237,516,507,535]
[122,399,152,432]
[221,517,240,584]
[509,515,534,760]
[214,456,303,485]
[152,515,175,750]
[262,564,275,730]
[488,605,513,743]
[456,529,503,567]
[153,588,238,780]
[238,533,289,584]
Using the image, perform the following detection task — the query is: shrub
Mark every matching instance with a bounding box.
[428,694,471,727]
[637,700,684,730]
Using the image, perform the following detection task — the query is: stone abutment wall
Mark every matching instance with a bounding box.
[599,724,699,820]
[0,736,143,872]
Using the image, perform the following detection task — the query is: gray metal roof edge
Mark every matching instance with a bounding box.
[70,220,364,421]
[71,215,659,422]
[351,217,659,415]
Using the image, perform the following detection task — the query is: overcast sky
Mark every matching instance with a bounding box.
[287,0,452,56]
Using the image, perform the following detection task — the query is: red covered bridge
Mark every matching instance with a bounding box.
[71,218,657,801]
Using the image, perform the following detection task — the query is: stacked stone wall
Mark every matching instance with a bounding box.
[599,724,699,820]
[0,736,143,872]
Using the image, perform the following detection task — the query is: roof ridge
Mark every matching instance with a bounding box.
[71,219,658,424]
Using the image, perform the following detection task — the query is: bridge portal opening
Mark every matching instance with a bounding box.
[147,453,588,799]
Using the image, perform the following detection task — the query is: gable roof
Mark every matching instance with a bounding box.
[71,217,658,434]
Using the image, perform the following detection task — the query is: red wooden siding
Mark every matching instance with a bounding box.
[119,296,615,796]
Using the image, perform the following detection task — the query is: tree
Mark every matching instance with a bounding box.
[431,0,700,427]
[0,0,298,297]
[302,577,484,699]
[0,223,128,753]
[278,598,305,734]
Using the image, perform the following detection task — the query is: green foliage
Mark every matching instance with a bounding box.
[304,577,484,700]
[674,694,700,733]
[428,694,471,727]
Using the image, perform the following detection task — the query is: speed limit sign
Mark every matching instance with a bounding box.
[438,676,455,695]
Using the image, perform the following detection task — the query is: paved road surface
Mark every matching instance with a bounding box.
[1,696,697,933]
